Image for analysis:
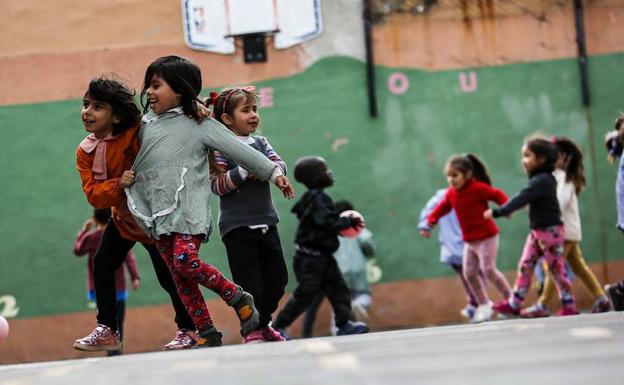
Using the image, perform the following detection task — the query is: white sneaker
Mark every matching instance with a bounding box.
[472,302,493,323]
[460,304,476,320]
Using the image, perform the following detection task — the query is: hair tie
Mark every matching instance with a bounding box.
[549,135,558,144]
[206,91,219,106]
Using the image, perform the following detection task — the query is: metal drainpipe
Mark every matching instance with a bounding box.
[363,0,378,118]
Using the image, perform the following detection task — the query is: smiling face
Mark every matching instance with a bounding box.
[521,144,542,174]
[81,95,119,138]
[222,97,259,136]
[145,74,181,115]
[445,166,469,190]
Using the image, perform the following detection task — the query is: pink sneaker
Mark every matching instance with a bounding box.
[261,326,286,342]
[493,300,520,316]
[243,330,265,344]
[73,324,121,352]
[556,305,580,316]
[163,329,198,351]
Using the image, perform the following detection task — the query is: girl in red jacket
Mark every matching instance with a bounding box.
[421,154,512,323]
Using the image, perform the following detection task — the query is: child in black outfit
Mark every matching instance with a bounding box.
[272,156,369,337]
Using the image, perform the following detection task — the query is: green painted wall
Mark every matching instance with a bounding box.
[1,54,623,318]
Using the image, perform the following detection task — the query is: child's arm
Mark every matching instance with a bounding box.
[259,137,288,175]
[484,184,509,206]
[617,156,624,230]
[77,148,125,208]
[491,176,543,218]
[310,193,360,232]
[425,191,453,234]
[358,230,376,257]
[201,120,278,182]
[123,250,141,291]
[209,150,244,196]
[73,225,97,256]
[418,190,446,237]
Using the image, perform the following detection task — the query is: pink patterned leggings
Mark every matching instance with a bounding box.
[512,225,575,307]
[155,233,238,332]
[463,234,512,305]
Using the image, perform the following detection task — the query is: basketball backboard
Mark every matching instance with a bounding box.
[182,0,322,56]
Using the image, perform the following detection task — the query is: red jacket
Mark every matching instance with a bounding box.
[76,123,152,244]
[428,179,508,242]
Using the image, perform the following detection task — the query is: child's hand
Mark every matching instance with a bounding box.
[483,209,493,220]
[276,175,295,199]
[420,229,431,238]
[82,218,95,232]
[131,278,140,291]
[119,170,135,189]
[196,101,211,119]
[349,215,365,229]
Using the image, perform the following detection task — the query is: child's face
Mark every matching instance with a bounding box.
[81,95,119,138]
[316,162,334,189]
[224,99,259,136]
[521,145,541,174]
[446,167,468,190]
[146,74,181,115]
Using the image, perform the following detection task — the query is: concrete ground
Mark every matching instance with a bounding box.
[1,312,622,385]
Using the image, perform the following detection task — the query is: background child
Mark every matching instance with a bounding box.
[486,137,579,317]
[604,115,624,311]
[73,208,140,356]
[422,154,511,323]
[73,77,199,353]
[522,136,610,317]
[209,86,293,343]
[125,56,294,344]
[302,200,375,338]
[419,188,482,321]
[272,156,369,337]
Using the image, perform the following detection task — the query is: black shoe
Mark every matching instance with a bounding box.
[197,325,223,348]
[336,320,369,336]
[605,283,624,311]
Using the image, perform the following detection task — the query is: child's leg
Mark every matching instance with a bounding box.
[463,244,489,305]
[273,253,326,330]
[155,236,215,332]
[302,292,324,338]
[509,232,543,307]
[478,235,512,299]
[258,227,289,327]
[93,222,136,331]
[564,241,605,299]
[323,256,356,328]
[450,263,478,307]
[539,228,576,310]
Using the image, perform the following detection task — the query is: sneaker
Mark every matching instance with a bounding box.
[472,302,493,323]
[605,283,624,311]
[261,326,287,342]
[73,324,122,352]
[493,300,520,316]
[227,286,260,336]
[520,304,551,318]
[336,320,369,336]
[196,325,223,348]
[243,330,265,344]
[163,329,198,351]
[272,327,291,341]
[556,304,580,316]
[460,304,477,320]
[591,297,612,313]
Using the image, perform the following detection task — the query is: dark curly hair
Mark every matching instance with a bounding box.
[552,136,586,194]
[84,77,141,135]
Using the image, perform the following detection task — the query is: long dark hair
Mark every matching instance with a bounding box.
[140,55,203,123]
[446,153,492,185]
[552,136,586,194]
[85,77,141,135]
[525,137,558,173]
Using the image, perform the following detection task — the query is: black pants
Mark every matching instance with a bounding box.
[274,252,353,329]
[302,292,324,338]
[93,220,195,331]
[223,226,288,329]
